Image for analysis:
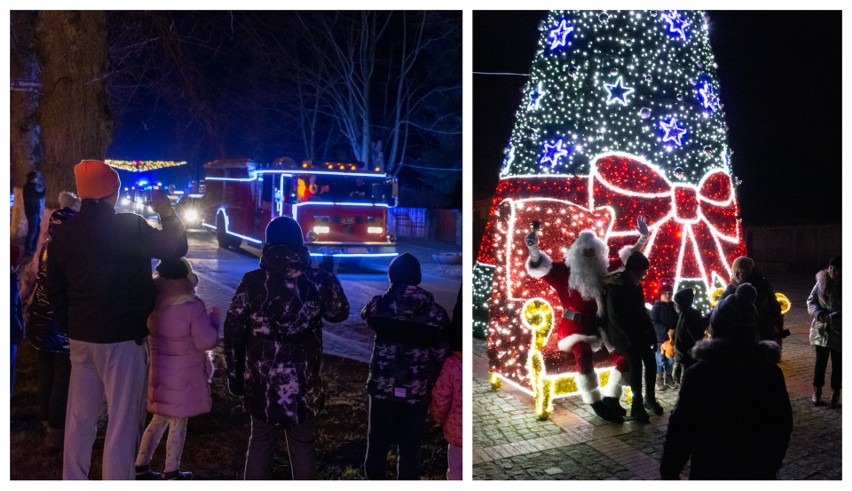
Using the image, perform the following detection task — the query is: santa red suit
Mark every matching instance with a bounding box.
[526,229,646,421]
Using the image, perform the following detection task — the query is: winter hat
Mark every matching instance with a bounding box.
[731,256,755,273]
[673,288,694,308]
[710,282,758,341]
[156,258,190,279]
[74,160,120,200]
[624,250,650,272]
[829,255,841,269]
[388,252,422,285]
[659,282,674,294]
[265,216,304,246]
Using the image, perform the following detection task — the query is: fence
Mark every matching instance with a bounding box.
[745,224,842,271]
[389,207,461,245]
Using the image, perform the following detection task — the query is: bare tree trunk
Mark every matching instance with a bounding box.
[10,11,41,241]
[35,11,113,207]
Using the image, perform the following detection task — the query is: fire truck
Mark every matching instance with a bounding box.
[201,158,399,261]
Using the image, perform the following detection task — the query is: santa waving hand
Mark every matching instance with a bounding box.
[525,216,648,423]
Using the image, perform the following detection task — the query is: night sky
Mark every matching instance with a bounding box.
[473,10,842,248]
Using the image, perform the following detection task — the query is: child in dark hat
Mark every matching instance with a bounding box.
[650,282,677,390]
[661,281,791,479]
[671,288,709,386]
[361,253,450,479]
[223,216,350,480]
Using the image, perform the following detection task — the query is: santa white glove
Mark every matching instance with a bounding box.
[525,228,541,263]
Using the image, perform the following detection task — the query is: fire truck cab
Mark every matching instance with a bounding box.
[202,158,399,260]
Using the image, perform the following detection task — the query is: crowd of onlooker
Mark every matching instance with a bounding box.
[11,159,463,480]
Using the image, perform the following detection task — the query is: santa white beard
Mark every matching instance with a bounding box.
[568,252,608,302]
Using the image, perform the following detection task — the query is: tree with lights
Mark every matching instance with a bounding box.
[474,10,747,418]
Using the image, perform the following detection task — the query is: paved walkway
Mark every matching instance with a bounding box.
[472,270,842,480]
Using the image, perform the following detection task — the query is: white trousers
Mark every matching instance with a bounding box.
[63,339,148,480]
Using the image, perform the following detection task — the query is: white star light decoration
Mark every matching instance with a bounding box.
[661,10,689,41]
[659,117,688,146]
[604,76,635,105]
[549,19,574,50]
[698,82,719,110]
[539,139,570,168]
[528,82,545,110]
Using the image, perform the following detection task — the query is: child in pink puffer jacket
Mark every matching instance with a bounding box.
[134,258,220,480]
[430,288,463,480]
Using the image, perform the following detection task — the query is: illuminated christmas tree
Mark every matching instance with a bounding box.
[473,10,747,403]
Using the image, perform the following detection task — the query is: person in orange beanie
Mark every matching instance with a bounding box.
[47,159,188,480]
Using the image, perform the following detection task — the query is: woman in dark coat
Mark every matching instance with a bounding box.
[661,283,792,480]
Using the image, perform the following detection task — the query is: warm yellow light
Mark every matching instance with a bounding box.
[313,226,330,234]
[709,287,726,307]
[776,292,791,315]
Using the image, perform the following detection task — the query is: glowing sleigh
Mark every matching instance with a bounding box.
[482,191,627,420]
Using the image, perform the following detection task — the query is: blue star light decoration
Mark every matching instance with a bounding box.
[539,139,570,168]
[659,117,688,146]
[604,76,635,106]
[661,10,689,41]
[549,19,574,50]
[698,82,719,110]
[528,82,545,110]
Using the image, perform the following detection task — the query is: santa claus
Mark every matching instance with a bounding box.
[524,217,648,423]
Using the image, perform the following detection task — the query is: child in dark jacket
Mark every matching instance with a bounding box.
[650,283,677,390]
[362,253,450,480]
[672,288,709,385]
[224,217,350,480]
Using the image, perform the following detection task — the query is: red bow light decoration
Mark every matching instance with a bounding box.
[589,152,745,298]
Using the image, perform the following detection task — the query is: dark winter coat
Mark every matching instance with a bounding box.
[673,307,708,361]
[23,180,45,215]
[223,245,349,426]
[11,269,24,345]
[26,206,77,352]
[660,339,792,480]
[650,300,678,344]
[721,270,782,342]
[362,283,450,405]
[46,200,188,343]
[807,269,841,352]
[601,270,655,354]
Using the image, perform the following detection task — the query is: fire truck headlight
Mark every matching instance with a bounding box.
[121,198,131,206]
[313,226,330,234]
[183,209,199,223]
[367,226,384,234]
[306,231,319,243]
[135,202,144,210]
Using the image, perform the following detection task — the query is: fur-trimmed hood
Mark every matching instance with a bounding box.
[153,275,198,309]
[690,338,781,365]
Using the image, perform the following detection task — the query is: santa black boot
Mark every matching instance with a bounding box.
[830,390,841,409]
[578,371,623,423]
[813,386,825,406]
[600,369,627,416]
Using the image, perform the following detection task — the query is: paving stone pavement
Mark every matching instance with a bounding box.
[473,270,842,480]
